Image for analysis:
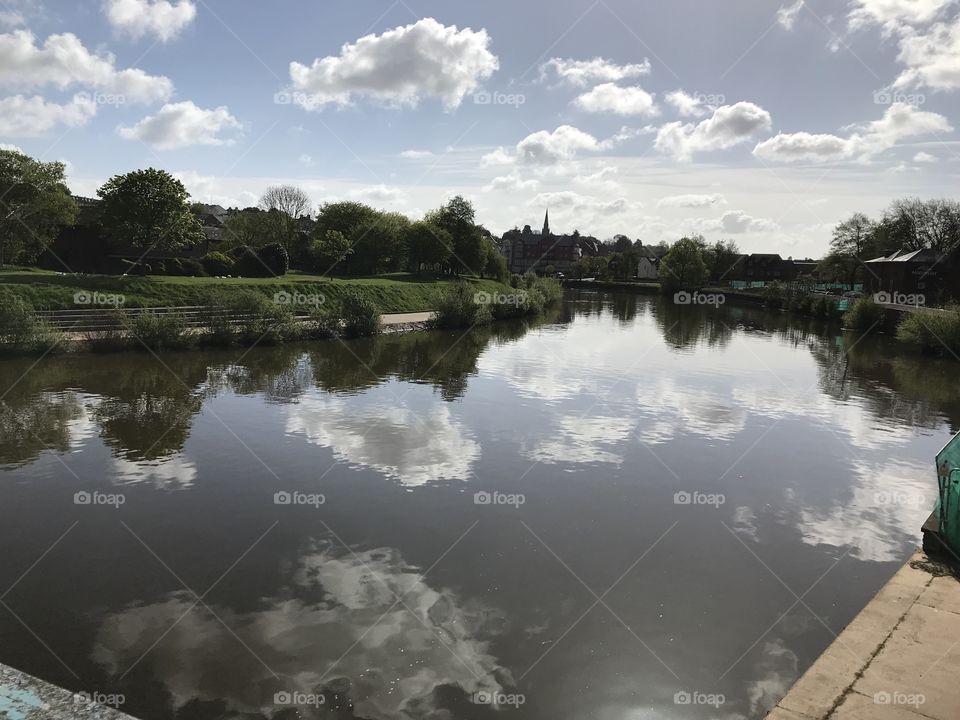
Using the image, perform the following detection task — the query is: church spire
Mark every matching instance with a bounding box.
[542,208,550,236]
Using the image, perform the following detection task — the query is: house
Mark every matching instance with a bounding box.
[504,210,596,274]
[635,245,660,280]
[864,248,960,303]
[726,254,798,283]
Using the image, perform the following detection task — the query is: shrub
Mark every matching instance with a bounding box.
[534,277,563,305]
[509,273,523,289]
[763,282,784,309]
[340,292,382,338]
[258,242,289,277]
[301,305,339,340]
[201,252,233,276]
[897,306,960,357]
[126,311,188,351]
[843,297,884,331]
[0,297,63,354]
[433,284,493,329]
[523,271,537,290]
[233,248,273,277]
[173,258,207,277]
[227,290,296,345]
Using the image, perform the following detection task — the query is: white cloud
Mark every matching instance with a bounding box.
[719,210,780,234]
[777,0,805,30]
[288,18,497,110]
[348,184,405,204]
[517,125,602,164]
[655,101,772,160]
[118,101,242,150]
[0,143,23,152]
[105,0,197,42]
[480,146,515,166]
[399,149,433,159]
[849,0,954,29]
[482,172,539,193]
[573,83,658,116]
[531,190,628,216]
[914,150,937,161]
[539,56,651,86]
[754,102,952,162]
[0,30,172,103]
[893,15,960,90]
[664,89,709,117]
[657,193,726,208]
[0,94,97,136]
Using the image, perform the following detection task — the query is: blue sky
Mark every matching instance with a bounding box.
[2,0,958,257]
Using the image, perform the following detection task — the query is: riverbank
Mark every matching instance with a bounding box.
[1,662,135,719]
[766,549,960,720]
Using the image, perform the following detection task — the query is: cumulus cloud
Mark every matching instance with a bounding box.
[532,190,628,217]
[399,149,433,159]
[0,143,23,152]
[914,150,937,161]
[655,101,772,160]
[657,193,727,208]
[482,173,539,193]
[0,30,172,103]
[893,15,960,90]
[753,102,952,162]
[719,210,780,234]
[104,0,197,42]
[118,101,241,150]
[848,0,954,29]
[517,125,602,164]
[288,18,497,110]
[348,184,405,204]
[573,83,658,116]
[0,94,97,136]
[777,0,805,30]
[538,56,651,86]
[480,146,515,166]
[664,89,711,117]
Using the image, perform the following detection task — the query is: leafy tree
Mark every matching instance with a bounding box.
[831,213,876,258]
[405,220,452,272]
[258,242,289,276]
[613,235,633,253]
[309,229,353,274]
[351,212,410,275]
[0,149,76,267]
[659,236,708,293]
[883,198,960,253]
[98,168,203,253]
[428,195,485,276]
[705,239,741,281]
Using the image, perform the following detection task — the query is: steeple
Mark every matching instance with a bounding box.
[542,208,550,236]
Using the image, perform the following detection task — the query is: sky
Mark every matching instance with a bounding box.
[1,0,958,258]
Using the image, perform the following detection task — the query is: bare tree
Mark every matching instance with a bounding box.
[884,198,960,253]
[258,185,311,219]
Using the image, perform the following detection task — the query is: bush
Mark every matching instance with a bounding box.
[433,284,493,329]
[897,306,960,357]
[534,277,563,305]
[843,297,884,331]
[763,282,784,309]
[227,290,296,345]
[301,305,339,340]
[340,292,382,338]
[233,248,273,277]
[523,271,537,290]
[126,311,188,351]
[201,252,233,276]
[509,273,523,289]
[258,242,289,277]
[0,297,63,354]
[172,258,207,277]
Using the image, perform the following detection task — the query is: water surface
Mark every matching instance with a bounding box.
[1,291,956,720]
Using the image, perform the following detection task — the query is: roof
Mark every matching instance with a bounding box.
[866,248,939,263]
[73,196,100,207]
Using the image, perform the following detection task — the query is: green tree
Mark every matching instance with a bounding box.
[257,185,311,253]
[428,195,484,276]
[0,149,76,267]
[98,168,203,252]
[309,229,353,274]
[659,236,708,293]
[705,239,740,281]
[405,220,452,272]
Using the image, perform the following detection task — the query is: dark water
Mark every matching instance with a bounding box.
[1,291,957,720]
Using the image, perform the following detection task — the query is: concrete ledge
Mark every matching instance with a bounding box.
[766,550,960,720]
[0,664,136,720]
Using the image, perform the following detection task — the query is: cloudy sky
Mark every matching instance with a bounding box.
[2,0,958,257]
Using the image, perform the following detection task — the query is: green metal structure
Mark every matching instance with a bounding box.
[924,430,960,559]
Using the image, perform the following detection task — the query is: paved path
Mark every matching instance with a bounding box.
[766,550,960,720]
[380,311,434,325]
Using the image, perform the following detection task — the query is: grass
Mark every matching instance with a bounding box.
[0,267,513,313]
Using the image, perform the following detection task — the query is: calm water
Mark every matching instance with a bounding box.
[1,291,957,720]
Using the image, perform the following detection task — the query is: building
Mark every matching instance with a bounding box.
[864,248,960,303]
[725,254,799,283]
[503,210,590,274]
[635,245,660,279]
